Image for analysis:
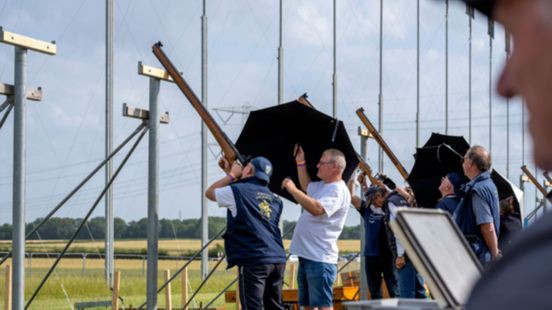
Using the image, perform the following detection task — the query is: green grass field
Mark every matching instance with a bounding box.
[0,240,361,309]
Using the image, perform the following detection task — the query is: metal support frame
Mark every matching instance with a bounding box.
[105,0,115,287]
[201,0,209,281]
[278,0,284,105]
[137,62,171,310]
[445,0,449,134]
[467,5,474,143]
[26,128,148,309]
[146,77,160,310]
[332,0,337,117]
[358,127,369,299]
[0,123,147,267]
[488,18,494,153]
[378,0,384,173]
[0,28,56,310]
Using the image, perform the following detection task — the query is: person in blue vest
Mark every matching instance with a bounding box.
[453,145,500,267]
[348,174,399,300]
[435,172,465,215]
[376,183,426,299]
[205,156,287,310]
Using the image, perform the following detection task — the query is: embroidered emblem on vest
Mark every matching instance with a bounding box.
[259,200,272,220]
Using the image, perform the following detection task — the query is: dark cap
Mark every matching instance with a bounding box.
[450,0,495,17]
[250,156,273,183]
[364,185,387,204]
[446,172,465,196]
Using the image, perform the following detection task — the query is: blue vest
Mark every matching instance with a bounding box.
[224,177,286,268]
[383,191,409,259]
[436,195,460,215]
[454,171,500,265]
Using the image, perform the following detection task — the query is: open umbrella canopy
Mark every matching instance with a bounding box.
[234,99,359,203]
[422,132,470,154]
[408,144,469,208]
[409,133,523,218]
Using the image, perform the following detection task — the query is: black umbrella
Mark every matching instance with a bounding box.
[422,132,470,154]
[234,99,359,202]
[409,133,523,215]
[408,144,469,208]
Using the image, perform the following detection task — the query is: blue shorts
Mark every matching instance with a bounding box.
[297,257,337,307]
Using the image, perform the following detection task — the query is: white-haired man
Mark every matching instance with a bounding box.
[282,145,351,310]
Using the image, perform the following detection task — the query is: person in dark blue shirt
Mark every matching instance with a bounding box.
[435,172,465,215]
[453,145,500,267]
[349,175,399,299]
[206,156,286,310]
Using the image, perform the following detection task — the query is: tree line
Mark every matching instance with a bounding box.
[0,217,361,240]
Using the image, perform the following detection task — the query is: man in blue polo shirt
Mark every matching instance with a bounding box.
[453,145,500,267]
[205,156,287,310]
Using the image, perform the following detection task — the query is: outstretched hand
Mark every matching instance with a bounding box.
[282,177,297,192]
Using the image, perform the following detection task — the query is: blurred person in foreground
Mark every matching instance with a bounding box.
[448,0,552,308]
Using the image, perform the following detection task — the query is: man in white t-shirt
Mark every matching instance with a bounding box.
[282,145,351,310]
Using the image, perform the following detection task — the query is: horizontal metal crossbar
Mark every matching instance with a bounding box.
[0,28,56,55]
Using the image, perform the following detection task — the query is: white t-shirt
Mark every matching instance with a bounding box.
[214,186,237,217]
[290,180,351,264]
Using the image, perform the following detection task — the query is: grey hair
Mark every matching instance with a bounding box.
[466,145,492,172]
[323,148,346,172]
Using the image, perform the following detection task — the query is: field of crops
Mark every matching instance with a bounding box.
[0,240,361,309]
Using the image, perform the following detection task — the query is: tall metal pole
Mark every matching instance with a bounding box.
[12,46,27,310]
[468,5,473,143]
[147,77,160,310]
[201,0,209,280]
[277,0,284,105]
[505,32,510,178]
[416,0,420,147]
[105,0,114,287]
[522,100,525,165]
[378,0,384,172]
[359,129,368,299]
[488,18,494,153]
[332,0,337,117]
[445,0,449,134]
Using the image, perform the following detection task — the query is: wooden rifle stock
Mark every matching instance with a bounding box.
[152,42,246,165]
[356,108,409,181]
[521,165,549,196]
[355,153,379,185]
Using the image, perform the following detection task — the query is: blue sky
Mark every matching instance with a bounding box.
[0,0,540,227]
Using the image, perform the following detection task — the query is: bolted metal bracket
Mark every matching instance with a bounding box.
[123,103,169,124]
[0,83,43,101]
[0,27,56,55]
[137,61,176,83]
[357,126,373,139]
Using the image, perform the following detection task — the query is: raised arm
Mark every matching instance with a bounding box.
[294,144,311,192]
[205,158,242,201]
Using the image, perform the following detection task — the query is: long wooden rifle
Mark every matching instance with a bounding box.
[521,165,549,196]
[152,42,246,165]
[355,153,379,185]
[356,107,409,181]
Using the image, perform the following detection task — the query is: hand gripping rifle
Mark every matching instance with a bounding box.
[152,42,246,165]
[355,153,379,185]
[356,107,409,181]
